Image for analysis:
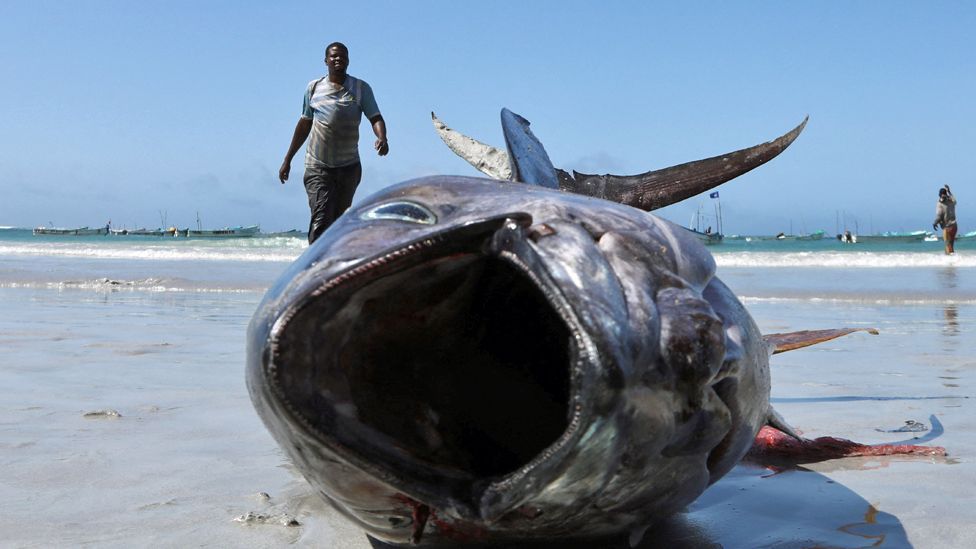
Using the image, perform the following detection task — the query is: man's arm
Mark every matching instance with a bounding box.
[279,118,313,183]
[369,114,388,156]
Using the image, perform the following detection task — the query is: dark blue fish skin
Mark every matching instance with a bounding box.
[247,176,770,546]
[500,109,560,189]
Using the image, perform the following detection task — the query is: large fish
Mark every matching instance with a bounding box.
[247,110,941,546]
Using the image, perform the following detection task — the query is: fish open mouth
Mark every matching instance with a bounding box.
[268,216,584,511]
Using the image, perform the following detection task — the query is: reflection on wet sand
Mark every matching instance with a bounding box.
[937,266,959,289]
[944,304,959,337]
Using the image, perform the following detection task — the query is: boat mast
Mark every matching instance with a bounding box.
[714,199,723,235]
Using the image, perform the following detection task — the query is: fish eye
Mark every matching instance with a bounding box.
[360,201,437,225]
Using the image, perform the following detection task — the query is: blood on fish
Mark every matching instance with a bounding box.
[748,425,946,462]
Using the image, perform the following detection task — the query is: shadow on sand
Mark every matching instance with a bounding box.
[367,461,913,548]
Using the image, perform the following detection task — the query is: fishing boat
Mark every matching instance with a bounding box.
[33,226,108,236]
[106,227,184,237]
[186,224,260,238]
[263,229,306,238]
[686,198,724,245]
[129,228,169,236]
[182,212,260,238]
[853,230,928,243]
[685,227,723,245]
[773,230,825,241]
[796,229,826,241]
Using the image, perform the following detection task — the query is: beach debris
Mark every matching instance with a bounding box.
[876,420,930,433]
[83,409,122,419]
[137,498,178,511]
[232,511,300,527]
[247,109,942,546]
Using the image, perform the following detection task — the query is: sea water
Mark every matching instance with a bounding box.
[2,227,973,295]
[1,226,974,547]
[0,228,305,292]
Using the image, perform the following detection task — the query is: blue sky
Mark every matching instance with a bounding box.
[2,1,974,234]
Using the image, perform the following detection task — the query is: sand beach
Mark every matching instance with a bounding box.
[1,231,973,548]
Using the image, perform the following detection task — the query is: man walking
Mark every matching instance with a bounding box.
[933,184,957,255]
[279,42,388,243]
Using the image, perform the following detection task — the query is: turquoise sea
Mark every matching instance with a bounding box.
[1,224,974,547]
[2,225,973,300]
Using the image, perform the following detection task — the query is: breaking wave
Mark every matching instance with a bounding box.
[0,277,262,293]
[714,251,976,268]
[0,238,305,263]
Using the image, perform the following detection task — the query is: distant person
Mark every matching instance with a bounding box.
[933,184,957,255]
[278,42,389,244]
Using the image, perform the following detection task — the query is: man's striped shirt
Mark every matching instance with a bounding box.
[301,74,380,168]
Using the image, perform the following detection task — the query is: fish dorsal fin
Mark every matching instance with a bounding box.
[500,109,560,189]
[764,327,879,355]
[431,112,512,180]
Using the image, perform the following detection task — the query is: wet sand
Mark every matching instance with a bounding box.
[0,266,972,548]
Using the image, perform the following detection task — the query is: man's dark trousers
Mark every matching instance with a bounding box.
[303,162,362,244]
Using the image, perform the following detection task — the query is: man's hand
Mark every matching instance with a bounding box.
[369,115,388,157]
[933,223,940,232]
[280,118,312,184]
[279,161,291,184]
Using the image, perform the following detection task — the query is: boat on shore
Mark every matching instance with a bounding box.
[33,226,108,236]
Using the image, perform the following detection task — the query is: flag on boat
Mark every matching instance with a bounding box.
[709,191,720,199]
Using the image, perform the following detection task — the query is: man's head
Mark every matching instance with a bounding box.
[940,187,948,198]
[325,42,349,76]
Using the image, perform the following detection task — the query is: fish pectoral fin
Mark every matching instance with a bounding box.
[748,424,946,464]
[763,327,879,355]
[765,407,801,440]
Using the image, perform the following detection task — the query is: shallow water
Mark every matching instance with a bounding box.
[1,229,974,547]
